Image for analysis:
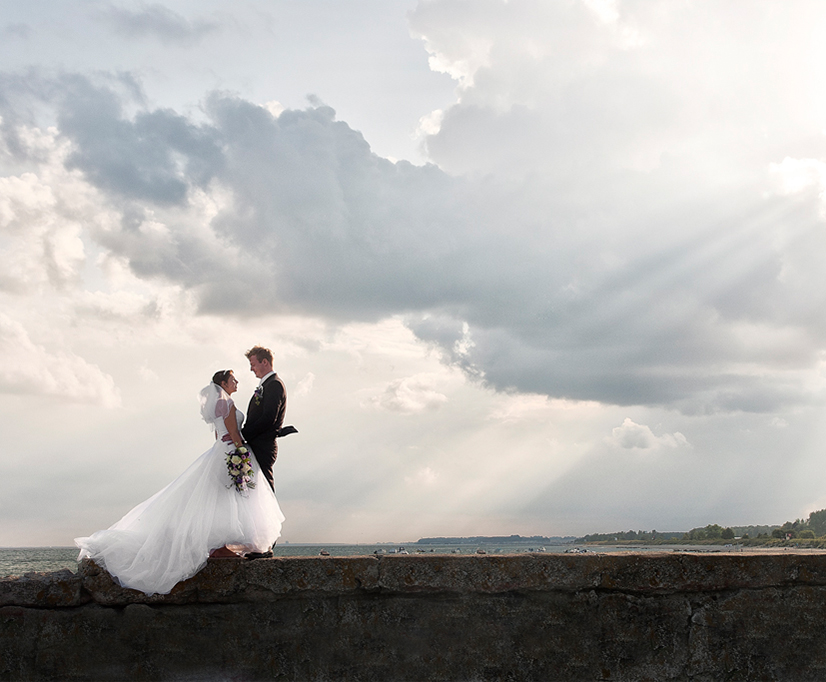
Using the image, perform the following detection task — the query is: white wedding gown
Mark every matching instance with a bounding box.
[75,397,285,596]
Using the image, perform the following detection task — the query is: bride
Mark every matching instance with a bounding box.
[75,369,285,596]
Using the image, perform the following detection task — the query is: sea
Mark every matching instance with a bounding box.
[0,542,700,578]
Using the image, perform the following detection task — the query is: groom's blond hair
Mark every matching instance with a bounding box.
[245,346,273,364]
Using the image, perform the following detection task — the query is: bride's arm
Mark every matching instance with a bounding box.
[224,409,244,449]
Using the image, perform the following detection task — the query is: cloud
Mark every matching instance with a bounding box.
[4,1,826,417]
[407,0,826,412]
[608,417,687,450]
[73,289,162,321]
[0,313,120,407]
[405,466,439,486]
[5,76,820,415]
[369,374,448,414]
[295,372,315,396]
[770,157,826,218]
[98,3,219,46]
[138,361,160,384]
[488,393,600,424]
[2,23,33,40]
[55,75,223,205]
[0,125,112,294]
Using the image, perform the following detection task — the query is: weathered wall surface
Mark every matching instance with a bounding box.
[3,552,826,680]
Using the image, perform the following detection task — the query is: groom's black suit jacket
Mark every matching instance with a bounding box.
[242,373,286,490]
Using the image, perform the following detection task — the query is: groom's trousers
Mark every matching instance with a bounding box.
[250,438,277,491]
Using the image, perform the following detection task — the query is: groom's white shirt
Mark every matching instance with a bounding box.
[258,370,275,387]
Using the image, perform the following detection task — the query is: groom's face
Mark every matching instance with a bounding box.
[249,355,271,378]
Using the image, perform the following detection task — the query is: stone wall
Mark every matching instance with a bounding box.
[3,552,826,680]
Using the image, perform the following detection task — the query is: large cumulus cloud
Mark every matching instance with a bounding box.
[3,0,826,415]
[404,0,826,412]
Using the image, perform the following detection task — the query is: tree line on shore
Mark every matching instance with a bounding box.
[577,509,826,545]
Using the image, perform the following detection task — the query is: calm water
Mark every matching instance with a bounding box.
[0,547,81,577]
[0,543,692,578]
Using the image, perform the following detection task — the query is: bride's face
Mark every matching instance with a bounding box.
[221,373,238,395]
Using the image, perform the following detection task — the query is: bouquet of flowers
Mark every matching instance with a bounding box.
[226,445,256,494]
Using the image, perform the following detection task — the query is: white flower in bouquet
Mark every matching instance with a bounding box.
[225,447,256,494]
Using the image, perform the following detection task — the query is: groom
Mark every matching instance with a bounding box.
[242,345,287,493]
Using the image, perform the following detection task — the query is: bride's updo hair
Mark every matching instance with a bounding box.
[212,369,233,386]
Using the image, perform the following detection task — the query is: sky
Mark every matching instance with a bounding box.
[3,0,826,545]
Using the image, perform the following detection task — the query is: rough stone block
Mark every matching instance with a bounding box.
[0,570,84,608]
[77,555,380,606]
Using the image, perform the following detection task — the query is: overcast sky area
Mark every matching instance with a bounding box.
[4,0,826,545]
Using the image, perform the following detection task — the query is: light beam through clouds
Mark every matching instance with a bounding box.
[2,0,826,544]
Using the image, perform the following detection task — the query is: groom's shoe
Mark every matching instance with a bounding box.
[246,550,273,560]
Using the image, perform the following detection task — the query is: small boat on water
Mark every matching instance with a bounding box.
[319,549,330,556]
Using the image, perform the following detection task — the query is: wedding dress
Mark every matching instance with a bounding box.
[75,383,285,596]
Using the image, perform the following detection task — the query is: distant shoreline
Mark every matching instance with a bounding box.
[415,535,576,545]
